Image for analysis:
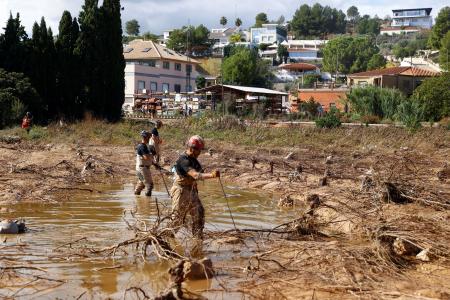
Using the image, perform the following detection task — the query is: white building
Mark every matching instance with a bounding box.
[250,24,287,45]
[281,40,327,61]
[391,8,433,29]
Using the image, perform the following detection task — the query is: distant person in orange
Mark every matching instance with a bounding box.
[21,112,33,133]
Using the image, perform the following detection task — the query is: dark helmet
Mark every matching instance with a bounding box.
[140,130,151,138]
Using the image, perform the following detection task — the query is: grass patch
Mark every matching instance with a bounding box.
[0,117,448,153]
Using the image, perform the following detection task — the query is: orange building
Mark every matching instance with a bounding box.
[296,88,349,112]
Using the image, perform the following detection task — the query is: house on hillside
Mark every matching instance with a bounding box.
[281,39,327,61]
[347,66,440,95]
[123,39,200,111]
[380,8,432,35]
[250,24,287,45]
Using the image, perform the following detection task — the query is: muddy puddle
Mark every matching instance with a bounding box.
[0,180,300,299]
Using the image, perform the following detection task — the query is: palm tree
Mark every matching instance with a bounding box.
[220,16,227,27]
[235,18,242,28]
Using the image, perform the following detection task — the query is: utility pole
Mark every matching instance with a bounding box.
[186,19,191,96]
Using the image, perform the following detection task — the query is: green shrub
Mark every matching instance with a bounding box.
[410,73,450,122]
[28,126,48,140]
[316,110,342,128]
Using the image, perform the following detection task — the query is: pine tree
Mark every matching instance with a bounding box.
[56,11,82,119]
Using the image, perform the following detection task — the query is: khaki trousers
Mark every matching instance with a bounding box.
[135,167,153,196]
[170,184,205,239]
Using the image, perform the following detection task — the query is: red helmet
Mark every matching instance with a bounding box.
[188,135,205,150]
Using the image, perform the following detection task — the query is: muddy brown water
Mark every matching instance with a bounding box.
[0,180,300,299]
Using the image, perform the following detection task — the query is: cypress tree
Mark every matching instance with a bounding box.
[56,11,82,119]
[75,0,103,118]
[29,18,56,119]
[101,0,125,121]
[0,12,28,72]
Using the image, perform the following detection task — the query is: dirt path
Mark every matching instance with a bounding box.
[1,126,450,299]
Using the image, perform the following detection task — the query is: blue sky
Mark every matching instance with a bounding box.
[0,0,447,35]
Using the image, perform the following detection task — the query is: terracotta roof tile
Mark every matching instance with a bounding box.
[123,39,199,64]
[348,67,439,77]
[279,63,318,71]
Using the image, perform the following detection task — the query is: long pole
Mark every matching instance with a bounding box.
[218,177,237,231]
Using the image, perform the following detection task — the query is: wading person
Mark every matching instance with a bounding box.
[171,135,220,239]
[149,120,163,164]
[21,112,33,133]
[135,130,157,197]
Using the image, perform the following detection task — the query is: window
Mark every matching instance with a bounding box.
[142,47,152,52]
[138,80,145,90]
[175,63,182,71]
[150,82,157,91]
[186,64,192,74]
[124,48,133,53]
[163,61,170,69]
[174,84,181,93]
[357,81,367,86]
[162,83,169,93]
[148,60,156,67]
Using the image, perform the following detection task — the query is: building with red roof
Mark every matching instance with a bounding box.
[347,66,440,95]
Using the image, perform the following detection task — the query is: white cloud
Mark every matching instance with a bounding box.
[0,0,447,35]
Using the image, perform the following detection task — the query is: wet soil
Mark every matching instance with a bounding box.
[1,128,450,299]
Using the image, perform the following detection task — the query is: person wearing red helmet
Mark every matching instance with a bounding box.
[170,135,220,239]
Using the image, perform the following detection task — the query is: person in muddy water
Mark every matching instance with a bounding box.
[148,120,163,164]
[170,135,220,240]
[134,130,158,197]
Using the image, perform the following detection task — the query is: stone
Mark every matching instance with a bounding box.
[183,258,214,280]
[416,248,431,262]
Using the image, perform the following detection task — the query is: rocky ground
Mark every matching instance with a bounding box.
[0,123,449,299]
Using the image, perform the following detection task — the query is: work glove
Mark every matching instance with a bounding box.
[211,170,220,178]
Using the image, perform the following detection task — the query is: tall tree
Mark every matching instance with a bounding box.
[428,6,450,49]
[0,12,28,73]
[125,19,140,36]
[222,47,272,88]
[29,17,56,119]
[322,36,380,74]
[291,3,346,38]
[75,0,102,116]
[357,15,381,35]
[347,6,360,22]
[101,0,125,121]
[254,12,268,27]
[166,25,211,53]
[55,11,82,119]
[220,16,227,27]
[235,18,242,28]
